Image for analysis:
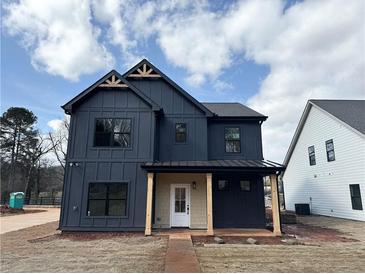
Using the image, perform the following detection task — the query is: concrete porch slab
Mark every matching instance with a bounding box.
[154,228,275,237]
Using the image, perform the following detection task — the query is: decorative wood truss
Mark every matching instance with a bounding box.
[99,74,128,88]
[128,63,161,78]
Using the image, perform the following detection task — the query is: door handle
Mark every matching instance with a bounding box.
[187,204,190,215]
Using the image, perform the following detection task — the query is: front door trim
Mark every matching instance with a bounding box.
[170,184,191,228]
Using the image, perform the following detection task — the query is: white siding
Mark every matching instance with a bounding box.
[283,106,365,221]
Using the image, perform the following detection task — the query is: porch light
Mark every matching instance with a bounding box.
[192,181,197,189]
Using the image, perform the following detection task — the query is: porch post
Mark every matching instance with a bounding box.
[206,173,214,236]
[145,172,154,236]
[269,174,282,236]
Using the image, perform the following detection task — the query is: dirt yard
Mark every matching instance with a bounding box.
[0,222,168,272]
[0,207,46,217]
[194,216,365,272]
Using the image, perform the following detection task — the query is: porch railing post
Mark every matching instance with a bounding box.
[206,173,214,236]
[145,172,154,236]
[270,174,282,236]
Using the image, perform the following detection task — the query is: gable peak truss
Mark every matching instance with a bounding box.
[128,63,161,78]
[99,74,128,88]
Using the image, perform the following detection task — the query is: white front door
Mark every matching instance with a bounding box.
[170,184,190,227]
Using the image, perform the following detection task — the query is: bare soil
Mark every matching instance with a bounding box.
[0,221,168,272]
[194,216,365,272]
[0,207,46,217]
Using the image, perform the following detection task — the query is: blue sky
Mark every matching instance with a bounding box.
[1,0,363,161]
[1,28,269,132]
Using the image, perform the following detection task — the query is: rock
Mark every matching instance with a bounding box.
[214,236,225,244]
[246,237,258,244]
[281,238,298,245]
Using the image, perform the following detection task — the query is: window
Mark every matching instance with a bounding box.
[87,183,128,216]
[225,127,240,153]
[349,184,363,210]
[240,180,251,191]
[325,139,335,162]
[175,123,187,143]
[218,180,229,191]
[94,118,131,147]
[308,145,316,166]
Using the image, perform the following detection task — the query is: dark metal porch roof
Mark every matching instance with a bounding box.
[141,159,285,174]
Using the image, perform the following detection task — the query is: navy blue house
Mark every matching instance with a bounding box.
[60,59,284,235]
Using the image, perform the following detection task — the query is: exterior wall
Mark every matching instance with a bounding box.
[154,173,207,229]
[208,120,263,160]
[60,88,156,230]
[283,106,365,221]
[129,79,208,161]
[212,174,266,228]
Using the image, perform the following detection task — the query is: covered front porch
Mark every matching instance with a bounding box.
[141,160,285,237]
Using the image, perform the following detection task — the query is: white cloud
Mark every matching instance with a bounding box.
[47,119,64,131]
[3,0,115,81]
[4,0,365,162]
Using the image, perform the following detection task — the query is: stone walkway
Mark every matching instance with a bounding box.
[0,208,60,234]
[165,234,201,273]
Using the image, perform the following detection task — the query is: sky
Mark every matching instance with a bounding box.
[1,0,364,163]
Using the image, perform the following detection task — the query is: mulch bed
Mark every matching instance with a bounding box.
[0,207,46,216]
[283,223,358,243]
[192,223,357,246]
[192,236,285,246]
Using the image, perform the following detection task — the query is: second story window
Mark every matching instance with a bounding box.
[225,127,240,153]
[325,139,335,162]
[175,123,187,143]
[308,145,316,166]
[94,118,131,147]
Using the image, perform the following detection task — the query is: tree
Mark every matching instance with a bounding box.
[0,107,37,193]
[48,117,69,171]
[22,134,55,198]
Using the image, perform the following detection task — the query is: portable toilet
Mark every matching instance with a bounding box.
[9,192,25,209]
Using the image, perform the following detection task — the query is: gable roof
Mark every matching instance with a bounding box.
[202,102,267,119]
[310,100,365,134]
[123,59,213,116]
[283,99,365,166]
[62,70,161,113]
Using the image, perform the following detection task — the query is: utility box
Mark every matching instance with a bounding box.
[295,203,310,215]
[9,192,25,209]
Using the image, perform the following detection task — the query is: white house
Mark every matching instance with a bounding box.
[283,100,365,221]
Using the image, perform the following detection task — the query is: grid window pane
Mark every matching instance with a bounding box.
[175,123,187,143]
[95,119,131,147]
[350,184,363,210]
[240,180,251,191]
[87,183,128,216]
[225,127,240,153]
[308,146,316,166]
[326,139,335,162]
[89,184,107,199]
[108,200,126,216]
[218,180,228,191]
[88,200,106,216]
[113,133,131,147]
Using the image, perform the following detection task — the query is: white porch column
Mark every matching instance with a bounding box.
[206,173,214,236]
[269,174,282,236]
[145,172,154,236]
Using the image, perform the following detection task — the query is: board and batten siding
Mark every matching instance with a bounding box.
[283,106,365,221]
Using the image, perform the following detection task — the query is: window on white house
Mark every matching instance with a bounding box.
[325,139,335,162]
[308,145,316,166]
[349,184,363,210]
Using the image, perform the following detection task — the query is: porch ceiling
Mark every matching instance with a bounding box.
[141,159,285,174]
